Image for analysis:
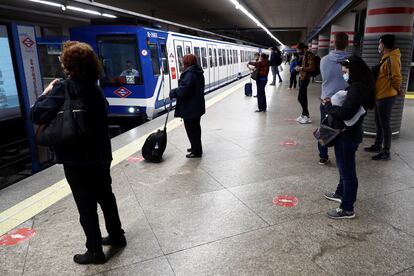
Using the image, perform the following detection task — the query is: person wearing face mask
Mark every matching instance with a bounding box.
[364,34,402,161]
[318,32,349,165]
[322,56,376,219]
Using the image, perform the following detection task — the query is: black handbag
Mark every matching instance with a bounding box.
[37,82,89,147]
[313,117,345,147]
[251,68,258,80]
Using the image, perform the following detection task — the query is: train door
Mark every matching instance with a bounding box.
[200,46,209,89]
[207,44,216,89]
[226,47,233,81]
[158,39,171,104]
[173,40,185,78]
[213,45,219,88]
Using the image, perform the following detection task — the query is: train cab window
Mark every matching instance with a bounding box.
[97,35,142,85]
[185,46,191,54]
[148,43,160,75]
[213,49,217,67]
[194,46,202,67]
[176,45,184,72]
[208,48,213,68]
[223,49,227,65]
[201,47,207,69]
[218,49,223,66]
[160,43,169,74]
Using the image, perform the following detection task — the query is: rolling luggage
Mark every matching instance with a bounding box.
[141,104,171,163]
[245,81,252,97]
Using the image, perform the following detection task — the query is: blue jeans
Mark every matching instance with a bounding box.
[334,138,359,212]
[318,103,329,159]
[256,77,267,111]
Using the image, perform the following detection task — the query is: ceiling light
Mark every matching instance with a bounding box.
[28,0,64,8]
[228,0,284,46]
[66,5,101,15]
[102,13,117,18]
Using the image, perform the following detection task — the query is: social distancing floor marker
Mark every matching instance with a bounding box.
[283,118,296,122]
[280,140,298,147]
[0,80,247,236]
[0,228,36,246]
[127,156,145,163]
[273,195,298,207]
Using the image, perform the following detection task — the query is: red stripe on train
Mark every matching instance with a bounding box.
[368,7,414,16]
[365,26,413,33]
[331,31,354,35]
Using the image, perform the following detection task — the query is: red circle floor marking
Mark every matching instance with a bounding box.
[127,156,144,163]
[273,195,298,207]
[283,118,296,122]
[280,140,298,147]
[0,228,36,246]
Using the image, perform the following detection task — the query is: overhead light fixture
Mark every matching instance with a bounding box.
[28,0,64,8]
[102,13,117,18]
[66,5,101,15]
[228,0,284,46]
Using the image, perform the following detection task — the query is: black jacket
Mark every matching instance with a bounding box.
[169,65,205,119]
[326,82,371,143]
[31,79,112,165]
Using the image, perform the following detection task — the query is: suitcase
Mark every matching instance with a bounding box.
[141,103,171,163]
[244,82,252,97]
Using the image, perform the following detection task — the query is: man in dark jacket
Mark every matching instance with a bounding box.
[269,47,282,85]
[169,54,205,158]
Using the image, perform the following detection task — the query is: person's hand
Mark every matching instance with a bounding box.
[42,79,60,96]
[322,97,331,105]
[295,66,302,72]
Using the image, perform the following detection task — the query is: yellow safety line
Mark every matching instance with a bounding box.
[0,81,246,236]
[405,94,414,100]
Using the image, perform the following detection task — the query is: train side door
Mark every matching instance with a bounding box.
[226,47,232,81]
[158,39,171,103]
[207,44,215,89]
[173,40,185,78]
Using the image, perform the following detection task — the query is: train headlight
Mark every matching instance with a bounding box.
[128,107,135,113]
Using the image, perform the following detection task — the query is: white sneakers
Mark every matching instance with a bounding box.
[295,115,312,124]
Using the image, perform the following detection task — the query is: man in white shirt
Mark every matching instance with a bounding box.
[120,60,139,77]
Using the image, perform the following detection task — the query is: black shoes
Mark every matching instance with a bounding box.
[187,148,192,153]
[73,250,106,265]
[319,158,329,165]
[324,192,342,203]
[255,109,266,112]
[364,145,382,153]
[102,234,127,247]
[327,208,355,219]
[372,151,391,161]
[186,153,202,158]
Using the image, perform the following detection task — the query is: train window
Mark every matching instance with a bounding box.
[97,35,143,85]
[218,49,223,66]
[234,50,238,63]
[148,43,160,75]
[160,43,169,74]
[227,50,231,64]
[208,48,213,68]
[241,51,244,63]
[223,49,227,65]
[176,45,184,72]
[201,47,207,69]
[194,47,202,67]
[213,49,217,67]
[230,50,233,64]
[185,46,191,54]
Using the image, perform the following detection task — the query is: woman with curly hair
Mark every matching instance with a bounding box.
[31,41,125,264]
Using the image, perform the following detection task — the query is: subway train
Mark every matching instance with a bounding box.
[70,25,266,120]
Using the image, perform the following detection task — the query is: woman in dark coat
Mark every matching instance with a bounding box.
[323,55,376,219]
[248,53,270,112]
[169,54,205,158]
[31,41,125,264]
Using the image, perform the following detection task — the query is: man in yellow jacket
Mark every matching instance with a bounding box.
[364,34,402,161]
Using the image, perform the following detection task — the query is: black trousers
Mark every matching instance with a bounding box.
[256,77,268,111]
[63,163,123,251]
[289,72,297,88]
[184,117,202,155]
[298,78,310,116]
[374,96,396,152]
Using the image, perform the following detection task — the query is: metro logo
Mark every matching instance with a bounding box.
[113,86,132,98]
[21,37,35,48]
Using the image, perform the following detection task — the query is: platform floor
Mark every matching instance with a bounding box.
[1,66,414,276]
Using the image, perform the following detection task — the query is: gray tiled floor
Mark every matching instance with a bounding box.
[2,67,414,275]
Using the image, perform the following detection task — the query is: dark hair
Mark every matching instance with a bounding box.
[60,41,102,82]
[341,55,376,109]
[260,53,268,59]
[275,47,282,55]
[380,34,395,49]
[334,32,349,50]
[297,42,306,50]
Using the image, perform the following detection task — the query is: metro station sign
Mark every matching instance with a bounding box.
[113,86,132,98]
[21,37,35,48]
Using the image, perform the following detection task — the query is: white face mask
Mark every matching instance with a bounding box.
[343,73,349,82]
[378,44,383,54]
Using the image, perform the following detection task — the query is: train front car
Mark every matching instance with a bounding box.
[70,25,172,121]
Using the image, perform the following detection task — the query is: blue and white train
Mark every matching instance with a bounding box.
[70,25,266,119]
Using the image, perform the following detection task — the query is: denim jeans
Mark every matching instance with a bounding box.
[318,103,328,159]
[334,138,359,212]
[256,77,267,111]
[298,78,310,116]
[374,96,396,153]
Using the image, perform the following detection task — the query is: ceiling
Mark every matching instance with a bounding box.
[0,0,338,46]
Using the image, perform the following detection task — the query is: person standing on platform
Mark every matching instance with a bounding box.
[269,47,283,85]
[31,41,125,265]
[169,54,205,158]
[295,43,315,124]
[248,53,270,112]
[324,56,376,219]
[289,53,300,90]
[318,32,349,165]
[364,34,402,161]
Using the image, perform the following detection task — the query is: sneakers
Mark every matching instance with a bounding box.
[372,151,391,161]
[364,145,382,153]
[73,250,106,265]
[327,208,355,219]
[102,234,127,247]
[295,115,304,122]
[186,153,202,158]
[298,116,312,124]
[319,158,329,165]
[324,192,342,203]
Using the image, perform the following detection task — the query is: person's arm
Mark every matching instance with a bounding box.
[30,80,66,125]
[326,86,362,121]
[389,57,403,93]
[248,61,259,67]
[170,73,194,100]
[302,53,315,72]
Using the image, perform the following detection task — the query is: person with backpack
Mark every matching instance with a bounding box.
[364,34,402,161]
[288,53,300,89]
[318,32,349,165]
[169,54,206,158]
[248,53,270,112]
[269,47,283,85]
[323,56,376,219]
[295,43,315,124]
[31,41,125,265]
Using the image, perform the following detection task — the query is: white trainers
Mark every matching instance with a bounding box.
[299,116,312,124]
[295,115,304,122]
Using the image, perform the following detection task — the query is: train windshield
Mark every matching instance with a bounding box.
[97,35,143,86]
